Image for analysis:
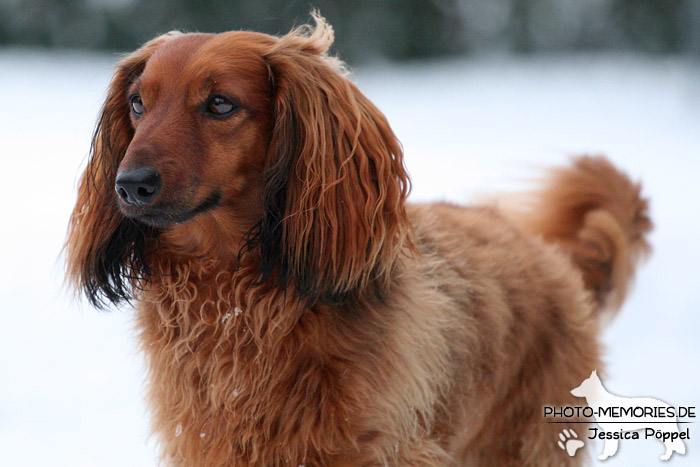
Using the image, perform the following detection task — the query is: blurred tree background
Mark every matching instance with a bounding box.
[0,0,698,62]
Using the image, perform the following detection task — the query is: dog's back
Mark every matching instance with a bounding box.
[405,156,652,465]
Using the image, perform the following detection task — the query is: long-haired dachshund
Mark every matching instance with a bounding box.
[66,14,651,466]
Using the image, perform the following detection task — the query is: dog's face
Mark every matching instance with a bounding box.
[66,17,413,307]
[116,33,274,229]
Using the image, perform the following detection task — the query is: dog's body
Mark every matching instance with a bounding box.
[571,371,686,461]
[66,15,651,466]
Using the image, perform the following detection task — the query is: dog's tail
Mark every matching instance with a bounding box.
[520,156,652,314]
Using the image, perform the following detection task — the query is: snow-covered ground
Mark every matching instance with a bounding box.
[0,49,698,466]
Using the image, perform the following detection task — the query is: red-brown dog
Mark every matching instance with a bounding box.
[66,14,651,466]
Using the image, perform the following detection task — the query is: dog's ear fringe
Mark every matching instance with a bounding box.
[64,33,175,309]
[271,11,348,76]
[241,13,413,305]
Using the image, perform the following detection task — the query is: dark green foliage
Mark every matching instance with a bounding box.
[0,0,696,61]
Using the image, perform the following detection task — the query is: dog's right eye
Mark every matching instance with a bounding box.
[130,94,145,116]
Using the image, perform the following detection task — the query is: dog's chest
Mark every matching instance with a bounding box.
[136,275,362,464]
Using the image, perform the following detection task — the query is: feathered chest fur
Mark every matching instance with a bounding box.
[135,258,451,466]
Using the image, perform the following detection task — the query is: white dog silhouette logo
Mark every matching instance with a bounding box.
[570,370,687,461]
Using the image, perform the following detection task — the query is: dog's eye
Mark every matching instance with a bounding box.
[206,95,238,118]
[130,94,145,116]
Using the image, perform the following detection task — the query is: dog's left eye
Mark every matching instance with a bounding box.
[205,95,238,118]
[130,94,145,116]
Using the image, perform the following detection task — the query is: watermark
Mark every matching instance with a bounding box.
[544,371,695,461]
[557,428,584,456]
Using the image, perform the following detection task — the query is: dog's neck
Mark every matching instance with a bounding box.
[158,209,258,262]
[142,251,308,345]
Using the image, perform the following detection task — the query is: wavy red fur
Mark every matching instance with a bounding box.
[65,13,652,466]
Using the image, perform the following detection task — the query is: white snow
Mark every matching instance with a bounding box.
[0,48,698,466]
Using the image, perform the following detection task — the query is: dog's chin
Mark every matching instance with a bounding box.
[118,191,222,227]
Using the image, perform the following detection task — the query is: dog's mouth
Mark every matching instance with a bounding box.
[119,191,222,227]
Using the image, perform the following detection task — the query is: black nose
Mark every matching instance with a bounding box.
[115,167,161,206]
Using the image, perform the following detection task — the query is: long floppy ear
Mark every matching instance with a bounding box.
[253,15,413,303]
[65,32,179,309]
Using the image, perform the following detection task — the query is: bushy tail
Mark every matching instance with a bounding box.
[522,156,652,312]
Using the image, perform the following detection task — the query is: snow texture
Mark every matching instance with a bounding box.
[0,49,698,466]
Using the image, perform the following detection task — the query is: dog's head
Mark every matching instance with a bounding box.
[66,14,412,308]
